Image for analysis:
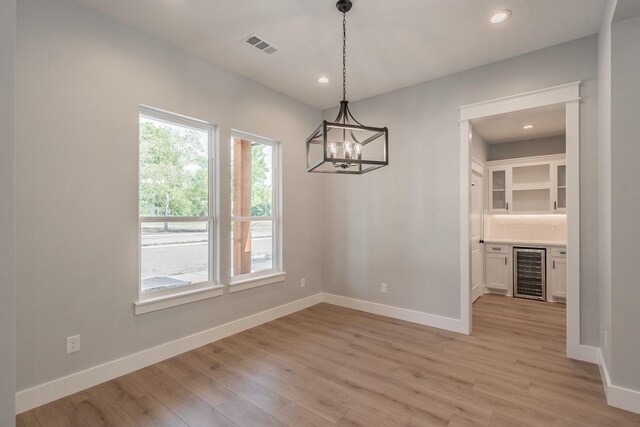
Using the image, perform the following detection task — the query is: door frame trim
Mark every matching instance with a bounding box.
[470,161,485,303]
[458,82,585,362]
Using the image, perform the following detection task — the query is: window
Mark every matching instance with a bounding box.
[230,131,283,291]
[136,107,220,313]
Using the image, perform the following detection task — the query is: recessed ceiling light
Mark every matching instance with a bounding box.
[318,77,329,84]
[490,10,512,24]
[523,124,534,130]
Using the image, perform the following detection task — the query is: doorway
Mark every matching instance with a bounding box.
[458,82,591,362]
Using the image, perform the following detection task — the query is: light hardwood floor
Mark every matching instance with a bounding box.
[17,295,640,426]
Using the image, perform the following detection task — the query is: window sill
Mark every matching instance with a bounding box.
[134,285,224,315]
[228,272,287,293]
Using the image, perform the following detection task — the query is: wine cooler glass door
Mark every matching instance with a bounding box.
[513,248,546,301]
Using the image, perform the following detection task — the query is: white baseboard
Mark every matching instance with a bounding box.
[598,349,640,414]
[471,283,484,303]
[15,293,324,414]
[322,293,467,334]
[570,344,599,364]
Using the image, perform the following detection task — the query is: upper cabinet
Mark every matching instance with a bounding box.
[553,161,566,213]
[487,155,566,214]
[489,168,510,212]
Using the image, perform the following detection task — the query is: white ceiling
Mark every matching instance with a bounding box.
[73,0,607,110]
[473,106,566,144]
[614,0,640,22]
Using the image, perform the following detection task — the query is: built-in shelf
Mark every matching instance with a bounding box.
[512,183,551,191]
[487,154,566,214]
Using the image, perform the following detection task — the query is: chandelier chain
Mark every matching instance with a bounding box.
[342,11,347,101]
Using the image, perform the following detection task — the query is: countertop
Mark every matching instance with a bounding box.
[484,239,566,247]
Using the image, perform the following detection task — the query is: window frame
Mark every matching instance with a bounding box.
[135,106,221,314]
[229,130,284,292]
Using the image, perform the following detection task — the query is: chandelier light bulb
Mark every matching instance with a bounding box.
[343,141,353,159]
[353,142,362,160]
[327,142,337,158]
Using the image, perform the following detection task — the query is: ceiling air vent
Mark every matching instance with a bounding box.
[244,34,278,55]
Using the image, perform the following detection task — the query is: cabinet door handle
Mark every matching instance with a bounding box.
[560,251,566,255]
[505,256,507,265]
[506,202,509,211]
[554,201,557,210]
[553,260,556,269]
[492,247,502,251]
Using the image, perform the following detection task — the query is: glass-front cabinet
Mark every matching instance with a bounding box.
[487,155,566,215]
[554,161,566,212]
[489,168,511,213]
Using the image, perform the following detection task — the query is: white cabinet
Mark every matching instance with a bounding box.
[549,247,567,301]
[489,168,511,213]
[484,243,566,304]
[485,245,510,293]
[487,155,565,215]
[552,161,566,213]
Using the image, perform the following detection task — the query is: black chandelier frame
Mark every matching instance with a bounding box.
[306,0,389,175]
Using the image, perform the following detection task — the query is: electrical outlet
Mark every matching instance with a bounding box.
[604,330,608,350]
[300,278,306,288]
[381,283,388,294]
[66,335,80,354]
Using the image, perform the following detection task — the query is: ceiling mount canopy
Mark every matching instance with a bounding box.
[336,0,352,13]
[306,0,389,175]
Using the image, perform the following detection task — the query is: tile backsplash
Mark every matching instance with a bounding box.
[485,215,566,242]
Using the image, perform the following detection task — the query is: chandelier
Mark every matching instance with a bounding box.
[306,0,389,174]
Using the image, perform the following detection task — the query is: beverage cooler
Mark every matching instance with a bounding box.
[513,247,546,301]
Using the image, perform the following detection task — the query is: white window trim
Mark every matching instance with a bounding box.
[229,272,287,293]
[134,285,224,315]
[229,130,284,289]
[136,106,220,314]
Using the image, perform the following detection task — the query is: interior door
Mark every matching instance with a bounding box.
[471,169,484,303]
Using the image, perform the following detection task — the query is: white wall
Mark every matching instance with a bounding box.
[598,0,615,373]
[471,128,488,164]
[487,135,565,161]
[16,0,323,391]
[0,0,17,424]
[322,36,600,344]
[610,14,640,391]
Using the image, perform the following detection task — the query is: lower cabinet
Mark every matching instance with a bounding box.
[549,248,567,301]
[485,246,510,293]
[484,244,566,303]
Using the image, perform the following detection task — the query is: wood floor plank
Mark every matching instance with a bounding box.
[156,356,234,408]
[18,294,640,427]
[101,375,189,427]
[336,408,410,427]
[67,385,138,427]
[130,364,237,426]
[179,348,291,415]
[216,396,287,427]
[16,411,41,427]
[272,402,336,427]
[32,397,80,427]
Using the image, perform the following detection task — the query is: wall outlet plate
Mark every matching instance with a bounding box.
[66,335,80,354]
[381,283,388,293]
[300,278,306,288]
